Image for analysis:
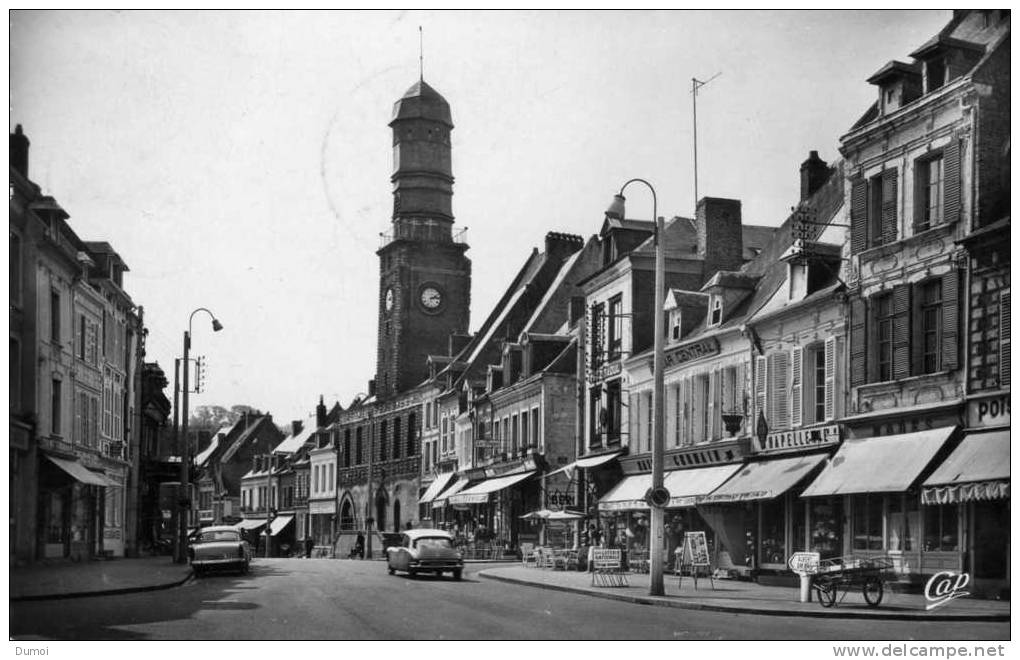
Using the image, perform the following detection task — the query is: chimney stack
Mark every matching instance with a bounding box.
[544,231,584,261]
[10,124,29,178]
[696,197,743,281]
[316,395,327,428]
[291,420,304,438]
[800,150,830,201]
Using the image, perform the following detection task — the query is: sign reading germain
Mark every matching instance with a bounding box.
[757,424,841,454]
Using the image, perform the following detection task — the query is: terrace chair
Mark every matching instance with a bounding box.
[520,543,537,567]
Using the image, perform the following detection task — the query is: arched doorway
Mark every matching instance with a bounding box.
[340,497,354,531]
[393,500,401,532]
[375,490,388,533]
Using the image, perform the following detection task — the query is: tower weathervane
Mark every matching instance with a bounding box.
[419,26,424,81]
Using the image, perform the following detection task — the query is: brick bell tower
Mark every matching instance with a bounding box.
[376,78,471,399]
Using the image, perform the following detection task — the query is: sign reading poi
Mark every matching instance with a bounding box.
[787,552,821,575]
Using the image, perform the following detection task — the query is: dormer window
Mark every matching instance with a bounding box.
[709,296,722,327]
[925,57,946,93]
[669,309,683,342]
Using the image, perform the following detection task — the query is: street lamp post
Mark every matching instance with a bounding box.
[176,307,223,564]
[605,179,667,596]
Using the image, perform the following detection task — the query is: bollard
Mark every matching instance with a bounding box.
[799,574,812,603]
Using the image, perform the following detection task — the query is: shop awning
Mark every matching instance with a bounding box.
[235,519,267,531]
[419,471,457,504]
[432,477,470,509]
[547,452,622,478]
[664,464,744,508]
[801,426,958,497]
[44,453,116,487]
[922,430,1010,505]
[701,454,828,504]
[448,471,536,506]
[599,473,652,511]
[269,515,294,536]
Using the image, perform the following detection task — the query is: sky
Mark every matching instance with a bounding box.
[10,9,951,424]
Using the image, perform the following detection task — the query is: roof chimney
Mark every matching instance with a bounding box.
[544,231,584,261]
[696,197,743,281]
[10,125,29,178]
[800,151,830,201]
[316,395,327,428]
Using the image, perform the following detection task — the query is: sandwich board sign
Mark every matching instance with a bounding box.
[676,531,714,590]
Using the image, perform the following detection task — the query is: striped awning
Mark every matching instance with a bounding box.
[432,477,470,509]
[419,471,457,504]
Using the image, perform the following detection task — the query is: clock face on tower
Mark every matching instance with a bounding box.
[419,285,443,312]
[385,288,394,312]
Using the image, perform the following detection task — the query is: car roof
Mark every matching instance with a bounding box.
[404,528,453,540]
[199,525,241,533]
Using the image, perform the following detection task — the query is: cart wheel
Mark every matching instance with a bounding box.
[863,578,883,607]
[815,582,837,608]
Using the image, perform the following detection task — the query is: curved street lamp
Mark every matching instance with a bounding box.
[605,179,667,596]
[176,307,223,564]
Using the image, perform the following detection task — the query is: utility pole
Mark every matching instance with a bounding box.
[172,358,181,562]
[365,409,375,560]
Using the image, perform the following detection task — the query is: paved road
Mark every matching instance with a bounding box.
[9,559,1009,640]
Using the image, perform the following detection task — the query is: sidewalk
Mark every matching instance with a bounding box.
[478,565,1010,621]
[10,557,193,601]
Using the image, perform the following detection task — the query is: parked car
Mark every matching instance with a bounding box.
[189,525,252,576]
[386,529,463,580]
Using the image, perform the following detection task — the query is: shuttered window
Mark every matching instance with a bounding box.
[790,347,803,428]
[920,280,943,374]
[768,352,790,430]
[754,356,768,426]
[851,169,898,251]
[873,294,894,382]
[1001,290,1011,386]
[892,284,912,380]
[849,297,868,386]
[824,336,837,421]
[629,393,640,450]
[666,383,678,447]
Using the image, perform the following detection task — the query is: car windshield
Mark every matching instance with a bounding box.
[414,537,452,549]
[199,530,240,543]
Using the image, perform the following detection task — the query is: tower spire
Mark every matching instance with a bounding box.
[419,25,424,81]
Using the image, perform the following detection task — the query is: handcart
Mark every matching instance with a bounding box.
[810,555,893,608]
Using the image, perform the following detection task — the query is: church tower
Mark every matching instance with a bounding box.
[376,79,471,399]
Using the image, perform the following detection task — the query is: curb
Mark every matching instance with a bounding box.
[10,568,194,603]
[477,570,1010,623]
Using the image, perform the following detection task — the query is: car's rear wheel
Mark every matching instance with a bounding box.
[408,568,417,578]
[388,565,395,575]
[453,569,462,581]
[241,560,250,575]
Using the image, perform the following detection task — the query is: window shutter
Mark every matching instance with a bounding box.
[1001,290,1011,386]
[824,336,837,421]
[645,391,653,452]
[881,169,899,245]
[629,393,640,449]
[709,368,720,440]
[850,297,868,386]
[910,284,925,376]
[942,269,960,370]
[892,284,912,379]
[681,377,691,446]
[693,376,706,444]
[736,361,747,417]
[943,138,962,224]
[769,352,790,430]
[666,383,677,447]
[790,347,803,428]
[850,177,868,253]
[754,356,768,425]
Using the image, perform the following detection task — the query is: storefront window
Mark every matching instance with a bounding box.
[887,495,920,551]
[809,497,843,559]
[852,494,883,551]
[924,504,959,552]
[760,498,785,565]
[791,496,807,553]
[44,490,66,544]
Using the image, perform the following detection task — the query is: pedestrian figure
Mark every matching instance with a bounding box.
[350,532,365,559]
[304,535,314,558]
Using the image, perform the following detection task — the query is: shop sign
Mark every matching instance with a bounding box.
[758,424,840,454]
[308,499,336,515]
[663,337,720,370]
[486,457,537,478]
[546,489,575,507]
[967,394,1010,429]
[787,551,820,575]
[103,528,122,540]
[626,442,744,474]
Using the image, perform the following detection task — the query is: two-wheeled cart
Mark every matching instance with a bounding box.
[810,555,893,608]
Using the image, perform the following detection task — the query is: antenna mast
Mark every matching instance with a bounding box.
[692,72,721,213]
[419,26,424,81]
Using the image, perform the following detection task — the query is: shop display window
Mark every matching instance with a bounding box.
[790,496,807,554]
[924,503,959,551]
[759,498,786,565]
[43,490,66,544]
[809,497,843,558]
[887,495,920,551]
[851,494,883,551]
